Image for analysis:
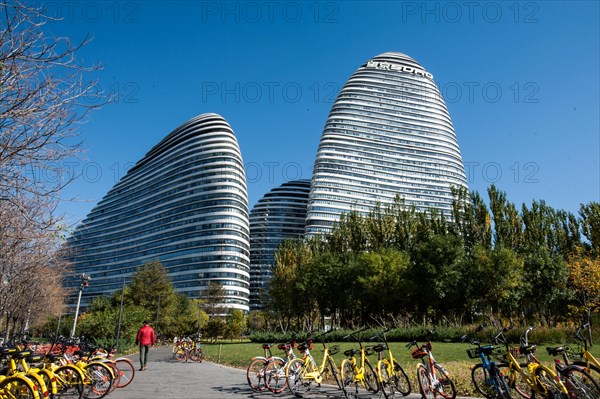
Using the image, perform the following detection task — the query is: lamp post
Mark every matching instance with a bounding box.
[70,273,91,338]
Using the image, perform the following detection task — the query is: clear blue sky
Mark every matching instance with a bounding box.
[43,1,599,226]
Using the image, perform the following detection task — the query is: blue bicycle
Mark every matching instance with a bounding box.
[462,326,512,399]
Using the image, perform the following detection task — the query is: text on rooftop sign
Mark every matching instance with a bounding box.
[366,60,434,80]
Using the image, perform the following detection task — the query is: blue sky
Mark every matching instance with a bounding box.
[42,1,599,226]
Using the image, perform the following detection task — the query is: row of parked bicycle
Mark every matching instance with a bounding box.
[0,335,135,399]
[170,336,204,363]
[246,324,600,399]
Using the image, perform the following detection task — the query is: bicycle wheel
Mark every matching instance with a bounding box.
[264,358,287,394]
[379,360,392,399]
[286,358,311,398]
[499,364,533,399]
[417,364,435,399]
[188,348,203,363]
[391,360,411,396]
[341,359,356,389]
[246,358,267,391]
[561,366,600,399]
[102,362,120,393]
[327,356,344,391]
[472,364,496,398]
[494,367,513,399]
[363,360,379,393]
[54,365,84,399]
[533,365,566,399]
[574,362,600,386]
[174,348,187,363]
[82,362,113,399]
[114,359,135,388]
[433,363,456,399]
[0,376,37,399]
[38,370,55,398]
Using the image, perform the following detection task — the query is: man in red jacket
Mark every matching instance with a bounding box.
[135,320,156,370]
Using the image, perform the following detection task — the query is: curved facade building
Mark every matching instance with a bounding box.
[66,113,250,310]
[306,52,468,235]
[249,179,310,308]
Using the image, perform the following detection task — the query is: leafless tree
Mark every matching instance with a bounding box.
[0,197,70,337]
[1,0,105,218]
[0,1,107,334]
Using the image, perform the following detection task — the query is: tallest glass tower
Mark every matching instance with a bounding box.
[306,52,468,235]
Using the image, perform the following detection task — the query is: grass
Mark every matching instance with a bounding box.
[195,340,600,397]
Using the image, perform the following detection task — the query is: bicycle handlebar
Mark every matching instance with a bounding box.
[522,326,535,345]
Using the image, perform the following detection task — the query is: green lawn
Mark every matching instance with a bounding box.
[195,340,600,397]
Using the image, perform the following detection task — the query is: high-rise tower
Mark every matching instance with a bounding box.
[249,179,310,308]
[306,52,468,235]
[65,113,250,310]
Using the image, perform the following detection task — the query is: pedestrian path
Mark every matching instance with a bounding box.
[108,347,476,399]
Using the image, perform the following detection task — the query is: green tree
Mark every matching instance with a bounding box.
[204,317,226,342]
[126,260,177,309]
[354,248,410,322]
[203,281,226,316]
[580,202,600,253]
[225,309,246,340]
[408,234,465,323]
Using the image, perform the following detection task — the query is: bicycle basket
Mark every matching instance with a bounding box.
[411,347,428,359]
[298,340,313,352]
[466,348,480,359]
[329,345,340,356]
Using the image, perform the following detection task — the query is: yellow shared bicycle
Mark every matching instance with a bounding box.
[285,330,347,398]
[371,328,411,398]
[495,326,569,399]
[340,327,379,395]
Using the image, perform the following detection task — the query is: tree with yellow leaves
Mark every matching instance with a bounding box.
[568,249,600,322]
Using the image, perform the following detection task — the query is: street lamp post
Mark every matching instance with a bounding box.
[70,273,91,338]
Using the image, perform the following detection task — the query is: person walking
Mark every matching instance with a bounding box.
[135,320,156,371]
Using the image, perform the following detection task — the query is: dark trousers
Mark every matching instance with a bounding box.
[140,344,150,368]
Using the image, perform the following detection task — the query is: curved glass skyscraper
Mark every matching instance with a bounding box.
[306,52,468,235]
[249,179,310,308]
[66,113,250,310]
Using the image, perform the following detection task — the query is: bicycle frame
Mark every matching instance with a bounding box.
[300,341,334,384]
[498,326,568,396]
[408,331,456,399]
[463,329,507,396]
[341,326,378,393]
[345,347,369,384]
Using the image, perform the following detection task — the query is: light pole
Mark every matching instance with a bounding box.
[70,273,91,338]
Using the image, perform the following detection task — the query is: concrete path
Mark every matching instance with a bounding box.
[108,347,477,399]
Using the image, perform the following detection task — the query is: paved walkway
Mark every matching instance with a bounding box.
[108,347,476,399]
